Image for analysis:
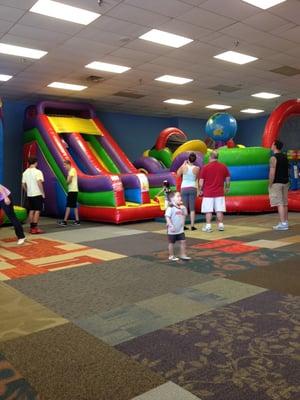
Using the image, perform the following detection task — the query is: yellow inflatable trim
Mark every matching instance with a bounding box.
[48,116,102,135]
[172,139,207,159]
[143,149,150,157]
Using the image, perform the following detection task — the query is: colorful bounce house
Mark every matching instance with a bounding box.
[0,99,27,226]
[23,101,175,223]
[138,99,300,214]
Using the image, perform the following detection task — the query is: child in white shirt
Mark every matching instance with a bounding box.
[165,191,191,261]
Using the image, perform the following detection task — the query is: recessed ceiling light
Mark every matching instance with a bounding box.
[205,104,232,110]
[48,82,87,91]
[0,74,13,81]
[214,51,258,65]
[242,0,286,10]
[0,43,47,59]
[164,99,193,105]
[155,75,193,85]
[139,29,193,48]
[30,0,100,25]
[85,61,131,74]
[251,92,281,99]
[240,108,264,114]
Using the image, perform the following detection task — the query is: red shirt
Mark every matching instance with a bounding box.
[200,161,230,197]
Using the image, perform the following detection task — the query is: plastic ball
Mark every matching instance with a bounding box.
[205,113,237,142]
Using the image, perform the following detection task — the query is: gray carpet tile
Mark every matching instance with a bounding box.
[8,257,214,320]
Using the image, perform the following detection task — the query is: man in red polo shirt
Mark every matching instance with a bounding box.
[199,150,230,232]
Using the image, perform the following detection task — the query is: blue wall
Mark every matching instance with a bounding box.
[235,116,269,147]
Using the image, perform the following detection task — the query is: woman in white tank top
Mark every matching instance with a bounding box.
[177,153,199,230]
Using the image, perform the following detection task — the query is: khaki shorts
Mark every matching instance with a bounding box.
[269,183,289,206]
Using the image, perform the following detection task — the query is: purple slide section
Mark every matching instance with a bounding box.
[148,172,176,187]
[64,134,100,176]
[170,152,203,172]
[37,147,58,216]
[133,156,165,173]
[97,136,133,174]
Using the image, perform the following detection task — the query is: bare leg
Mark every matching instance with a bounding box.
[29,210,34,224]
[32,211,40,224]
[168,243,175,257]
[190,211,195,227]
[74,208,79,221]
[64,207,70,222]
[206,212,212,224]
[277,205,285,223]
[216,212,224,224]
[179,240,187,258]
[284,205,288,222]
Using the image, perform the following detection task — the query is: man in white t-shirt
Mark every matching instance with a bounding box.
[22,156,45,234]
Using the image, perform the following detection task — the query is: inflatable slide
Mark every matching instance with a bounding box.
[23,101,175,223]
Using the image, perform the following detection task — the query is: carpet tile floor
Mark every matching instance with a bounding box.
[0,214,299,399]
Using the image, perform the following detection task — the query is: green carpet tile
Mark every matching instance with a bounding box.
[227,255,300,296]
[0,324,165,400]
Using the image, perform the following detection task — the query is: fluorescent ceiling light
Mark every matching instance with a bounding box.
[0,43,47,59]
[155,75,193,85]
[164,99,193,105]
[0,74,13,81]
[240,108,264,114]
[139,29,193,48]
[205,104,232,110]
[48,82,87,91]
[214,50,258,65]
[85,61,130,74]
[30,0,100,25]
[251,92,281,99]
[242,0,286,10]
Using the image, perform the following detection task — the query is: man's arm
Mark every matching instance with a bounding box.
[198,178,204,196]
[37,180,45,198]
[224,176,231,194]
[22,183,27,193]
[269,156,276,186]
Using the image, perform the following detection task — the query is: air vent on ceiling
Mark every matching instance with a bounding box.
[86,75,105,83]
[209,84,240,92]
[270,66,300,76]
[113,91,145,99]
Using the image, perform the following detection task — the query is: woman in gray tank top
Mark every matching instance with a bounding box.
[177,153,199,230]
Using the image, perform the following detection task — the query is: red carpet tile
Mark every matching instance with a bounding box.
[192,239,259,254]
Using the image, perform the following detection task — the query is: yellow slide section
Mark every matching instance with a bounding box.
[172,139,207,159]
[48,116,102,135]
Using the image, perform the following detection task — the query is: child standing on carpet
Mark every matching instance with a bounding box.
[165,191,190,261]
[58,160,80,226]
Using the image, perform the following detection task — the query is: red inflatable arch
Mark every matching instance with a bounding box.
[155,127,187,150]
[262,99,300,148]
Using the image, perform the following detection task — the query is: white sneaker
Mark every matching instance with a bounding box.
[273,223,288,231]
[17,238,26,245]
[180,256,191,260]
[202,226,213,233]
[168,255,179,261]
[218,223,225,231]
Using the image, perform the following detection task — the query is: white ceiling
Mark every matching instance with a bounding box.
[0,0,300,119]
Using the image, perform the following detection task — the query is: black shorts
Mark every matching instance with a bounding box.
[66,192,78,208]
[168,232,185,244]
[27,195,43,211]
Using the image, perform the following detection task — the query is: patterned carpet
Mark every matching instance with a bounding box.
[0,213,299,400]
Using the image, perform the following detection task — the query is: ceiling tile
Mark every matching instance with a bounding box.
[243,12,292,32]
[275,26,300,43]
[269,0,300,25]
[200,0,260,19]
[124,0,193,18]
[106,4,170,26]
[156,18,212,40]
[0,5,25,22]
[179,7,236,30]
[7,24,71,45]
[17,13,84,35]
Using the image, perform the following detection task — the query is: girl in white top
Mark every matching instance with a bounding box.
[177,153,199,230]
